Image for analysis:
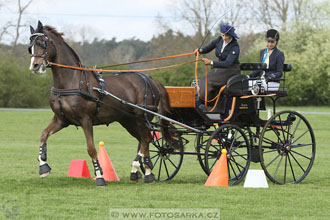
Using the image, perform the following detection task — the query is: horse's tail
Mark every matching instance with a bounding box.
[154,80,183,150]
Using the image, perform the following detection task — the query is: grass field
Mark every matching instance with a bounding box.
[0,107,330,220]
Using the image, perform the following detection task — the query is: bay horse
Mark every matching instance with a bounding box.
[28,21,180,186]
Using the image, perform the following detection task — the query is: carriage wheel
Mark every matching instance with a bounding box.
[196,131,213,175]
[204,124,251,186]
[138,131,184,181]
[259,110,316,184]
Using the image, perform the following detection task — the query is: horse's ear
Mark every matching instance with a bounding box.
[37,20,43,32]
[30,25,35,34]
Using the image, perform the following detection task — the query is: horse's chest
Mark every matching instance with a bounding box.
[49,95,88,125]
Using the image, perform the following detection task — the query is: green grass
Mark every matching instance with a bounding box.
[0,107,330,220]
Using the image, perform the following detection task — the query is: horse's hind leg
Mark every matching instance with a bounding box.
[81,118,106,186]
[39,115,66,178]
[119,120,154,183]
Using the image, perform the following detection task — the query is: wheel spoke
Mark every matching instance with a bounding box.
[229,157,245,170]
[265,154,280,168]
[291,143,313,149]
[231,150,248,161]
[278,114,287,142]
[158,158,163,181]
[210,143,221,151]
[231,153,249,158]
[291,129,309,145]
[153,155,160,168]
[210,158,218,170]
[150,154,158,160]
[263,149,279,154]
[290,118,302,141]
[269,123,285,145]
[272,154,284,179]
[287,153,296,182]
[167,157,178,169]
[284,154,288,184]
[228,160,238,180]
[261,135,281,147]
[228,161,232,179]
[229,131,239,151]
[163,159,170,178]
[290,149,312,160]
[289,152,306,173]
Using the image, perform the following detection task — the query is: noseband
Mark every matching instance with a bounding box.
[28,33,49,63]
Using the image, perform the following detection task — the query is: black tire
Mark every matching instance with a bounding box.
[138,131,183,181]
[259,110,316,184]
[204,124,251,186]
[196,130,214,175]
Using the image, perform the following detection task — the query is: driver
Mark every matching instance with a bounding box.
[195,24,241,101]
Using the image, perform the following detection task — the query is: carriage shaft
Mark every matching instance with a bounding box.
[93,87,202,133]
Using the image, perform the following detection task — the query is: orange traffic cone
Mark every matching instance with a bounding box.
[153,131,160,141]
[96,141,120,181]
[67,160,91,178]
[205,149,229,187]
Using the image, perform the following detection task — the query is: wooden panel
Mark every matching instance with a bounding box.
[165,86,195,108]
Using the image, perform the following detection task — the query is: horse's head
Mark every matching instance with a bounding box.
[29,21,51,75]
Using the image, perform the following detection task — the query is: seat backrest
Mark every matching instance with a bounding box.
[240,62,292,72]
[240,63,267,71]
[283,64,292,72]
[226,75,249,95]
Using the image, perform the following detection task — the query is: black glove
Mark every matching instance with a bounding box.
[265,73,276,81]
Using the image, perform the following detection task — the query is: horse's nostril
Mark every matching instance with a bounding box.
[33,63,39,69]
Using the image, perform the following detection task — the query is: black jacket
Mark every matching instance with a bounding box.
[249,47,285,79]
[200,36,240,68]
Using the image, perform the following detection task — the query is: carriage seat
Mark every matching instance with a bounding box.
[225,63,292,96]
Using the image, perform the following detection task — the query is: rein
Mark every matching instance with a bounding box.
[47,51,220,113]
[29,31,221,114]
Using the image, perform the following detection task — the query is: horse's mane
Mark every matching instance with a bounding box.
[44,25,81,63]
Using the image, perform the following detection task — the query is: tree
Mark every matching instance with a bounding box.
[158,0,247,49]
[11,0,33,55]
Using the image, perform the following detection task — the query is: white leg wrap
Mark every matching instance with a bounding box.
[38,146,46,166]
[95,170,102,178]
[39,155,46,166]
[131,160,140,173]
[145,167,151,175]
[138,151,143,157]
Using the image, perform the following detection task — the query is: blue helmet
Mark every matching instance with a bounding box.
[220,24,239,39]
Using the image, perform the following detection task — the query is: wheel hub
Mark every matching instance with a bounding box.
[283,144,291,153]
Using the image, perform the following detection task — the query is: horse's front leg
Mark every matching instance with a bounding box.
[81,119,106,186]
[39,115,66,178]
[131,142,154,183]
[141,141,155,183]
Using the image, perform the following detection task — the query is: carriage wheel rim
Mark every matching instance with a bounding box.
[259,110,316,184]
[204,124,251,186]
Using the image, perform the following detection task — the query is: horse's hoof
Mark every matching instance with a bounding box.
[130,171,142,183]
[39,164,51,178]
[40,172,50,179]
[144,173,155,184]
[95,177,107,186]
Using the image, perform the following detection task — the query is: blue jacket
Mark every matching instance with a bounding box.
[200,36,240,68]
[249,47,285,79]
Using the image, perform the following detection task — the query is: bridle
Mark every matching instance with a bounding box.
[28,33,49,64]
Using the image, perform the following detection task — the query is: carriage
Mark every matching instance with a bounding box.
[139,63,316,186]
[29,22,315,186]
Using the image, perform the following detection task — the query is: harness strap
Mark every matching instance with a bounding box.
[50,62,107,124]
[92,72,106,123]
[135,73,158,129]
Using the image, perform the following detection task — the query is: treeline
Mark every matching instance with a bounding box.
[0,24,329,107]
